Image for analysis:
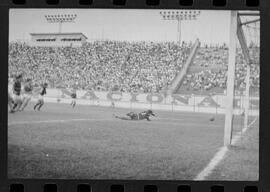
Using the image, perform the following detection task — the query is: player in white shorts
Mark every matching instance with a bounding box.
[70,88,77,108]
[8,76,14,111]
[19,78,33,111]
[34,83,48,111]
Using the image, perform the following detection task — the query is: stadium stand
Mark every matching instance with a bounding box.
[9,41,259,95]
[9,41,190,93]
[179,44,259,95]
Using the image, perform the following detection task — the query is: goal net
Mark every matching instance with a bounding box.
[229,11,260,145]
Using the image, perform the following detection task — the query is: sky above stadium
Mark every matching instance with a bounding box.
[9,9,256,45]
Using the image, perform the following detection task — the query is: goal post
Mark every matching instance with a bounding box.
[224,11,260,146]
[224,11,238,146]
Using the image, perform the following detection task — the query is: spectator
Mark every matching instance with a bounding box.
[181,44,259,94]
[9,41,259,95]
[9,41,190,93]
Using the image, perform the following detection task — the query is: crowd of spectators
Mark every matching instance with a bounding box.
[181,44,260,94]
[9,41,190,93]
[9,41,259,94]
[182,69,227,92]
[193,43,228,68]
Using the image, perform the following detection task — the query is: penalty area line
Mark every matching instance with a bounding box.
[194,116,258,180]
[8,118,112,126]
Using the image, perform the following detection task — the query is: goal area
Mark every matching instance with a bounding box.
[224,11,260,146]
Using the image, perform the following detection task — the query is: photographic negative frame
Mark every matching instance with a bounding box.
[0,0,269,192]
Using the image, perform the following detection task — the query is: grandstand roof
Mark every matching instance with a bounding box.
[30,32,88,39]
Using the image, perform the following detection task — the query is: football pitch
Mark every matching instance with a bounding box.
[8,102,258,180]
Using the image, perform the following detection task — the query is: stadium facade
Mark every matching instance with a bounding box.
[30,32,87,47]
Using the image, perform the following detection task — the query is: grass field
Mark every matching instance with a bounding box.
[8,102,259,180]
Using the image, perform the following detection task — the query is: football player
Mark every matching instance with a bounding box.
[34,82,48,111]
[19,78,33,111]
[10,74,23,113]
[70,88,77,108]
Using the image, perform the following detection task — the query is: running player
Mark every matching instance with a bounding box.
[34,83,48,111]
[8,92,14,111]
[111,101,115,108]
[8,75,14,112]
[70,88,77,108]
[19,78,33,111]
[10,74,23,113]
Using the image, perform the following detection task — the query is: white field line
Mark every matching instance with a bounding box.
[147,119,221,128]
[194,116,258,180]
[9,117,221,128]
[9,115,258,180]
[8,117,188,126]
[8,118,112,126]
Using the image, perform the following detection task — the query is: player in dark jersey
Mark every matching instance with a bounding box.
[70,88,77,108]
[114,110,156,121]
[10,74,23,113]
[19,78,33,111]
[34,83,48,111]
